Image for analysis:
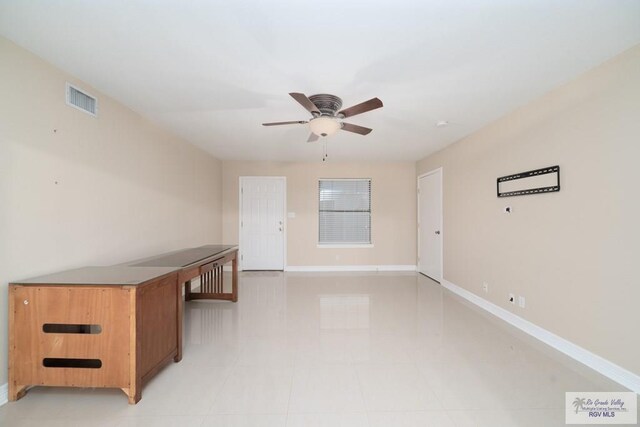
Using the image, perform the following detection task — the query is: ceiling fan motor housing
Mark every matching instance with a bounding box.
[309,94,343,117]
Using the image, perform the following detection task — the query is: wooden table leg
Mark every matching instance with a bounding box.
[126,383,141,404]
[9,384,28,401]
[122,386,141,405]
[175,280,183,362]
[232,254,238,302]
[128,288,143,403]
[8,287,27,401]
[184,279,192,301]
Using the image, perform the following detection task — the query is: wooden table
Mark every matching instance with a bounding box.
[8,244,239,403]
[130,245,238,301]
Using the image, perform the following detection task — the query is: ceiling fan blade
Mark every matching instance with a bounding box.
[307,133,319,143]
[341,122,372,135]
[289,93,321,115]
[262,120,308,126]
[338,97,383,118]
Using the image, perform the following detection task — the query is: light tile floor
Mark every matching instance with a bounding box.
[0,272,634,426]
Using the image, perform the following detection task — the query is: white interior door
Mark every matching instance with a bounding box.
[418,169,442,282]
[240,177,286,270]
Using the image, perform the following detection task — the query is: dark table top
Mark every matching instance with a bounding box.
[12,245,239,286]
[129,245,237,267]
[11,266,178,286]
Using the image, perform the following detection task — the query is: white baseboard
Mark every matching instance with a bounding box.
[0,382,7,406]
[237,264,416,272]
[284,265,416,272]
[442,279,640,394]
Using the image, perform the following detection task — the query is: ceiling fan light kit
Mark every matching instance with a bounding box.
[262,92,383,144]
[309,116,341,137]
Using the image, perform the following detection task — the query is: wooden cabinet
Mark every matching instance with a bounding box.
[9,267,180,404]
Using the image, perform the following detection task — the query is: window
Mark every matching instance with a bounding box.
[319,179,371,245]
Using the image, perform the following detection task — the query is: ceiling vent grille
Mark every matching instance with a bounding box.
[66,83,97,117]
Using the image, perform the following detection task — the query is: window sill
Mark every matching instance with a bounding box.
[317,244,374,249]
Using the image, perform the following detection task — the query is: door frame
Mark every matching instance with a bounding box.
[417,167,443,283]
[238,176,287,271]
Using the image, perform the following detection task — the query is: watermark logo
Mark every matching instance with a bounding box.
[566,392,637,424]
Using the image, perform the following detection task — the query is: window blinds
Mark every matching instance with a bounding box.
[319,179,371,244]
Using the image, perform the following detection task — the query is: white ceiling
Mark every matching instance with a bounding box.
[1,1,639,162]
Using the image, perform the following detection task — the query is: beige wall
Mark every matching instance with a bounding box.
[222,161,416,267]
[417,45,640,376]
[0,38,223,385]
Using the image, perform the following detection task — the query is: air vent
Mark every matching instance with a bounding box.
[66,83,97,117]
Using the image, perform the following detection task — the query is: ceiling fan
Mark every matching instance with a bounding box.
[263,93,383,142]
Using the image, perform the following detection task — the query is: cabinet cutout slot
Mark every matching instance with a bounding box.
[43,324,102,334]
[43,358,102,369]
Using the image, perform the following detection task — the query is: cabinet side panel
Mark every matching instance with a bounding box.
[138,274,178,378]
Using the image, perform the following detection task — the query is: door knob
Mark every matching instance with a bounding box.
[435,230,440,235]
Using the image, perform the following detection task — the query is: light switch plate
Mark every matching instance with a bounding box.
[518,296,526,308]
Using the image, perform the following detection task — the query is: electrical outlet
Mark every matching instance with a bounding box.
[508,293,515,304]
[518,296,526,308]
[482,282,489,293]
